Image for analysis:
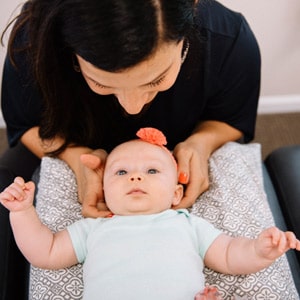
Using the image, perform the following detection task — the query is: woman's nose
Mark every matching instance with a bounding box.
[116,91,149,114]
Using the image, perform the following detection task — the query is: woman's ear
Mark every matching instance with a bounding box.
[172,184,184,206]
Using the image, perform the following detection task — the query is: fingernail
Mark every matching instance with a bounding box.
[179,172,188,184]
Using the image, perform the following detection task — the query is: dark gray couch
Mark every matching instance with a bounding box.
[263,145,300,294]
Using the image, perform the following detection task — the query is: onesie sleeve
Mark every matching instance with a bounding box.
[67,218,97,263]
[190,215,222,259]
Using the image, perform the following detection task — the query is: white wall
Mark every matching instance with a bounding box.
[219,0,300,113]
[220,0,300,96]
[0,0,300,124]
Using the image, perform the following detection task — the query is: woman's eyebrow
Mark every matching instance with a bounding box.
[82,63,173,88]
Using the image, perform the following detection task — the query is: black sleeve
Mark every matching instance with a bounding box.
[197,1,261,142]
[1,31,42,147]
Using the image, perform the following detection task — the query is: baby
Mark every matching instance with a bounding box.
[1,128,299,300]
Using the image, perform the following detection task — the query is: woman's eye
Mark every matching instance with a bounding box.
[148,77,165,88]
[94,82,108,89]
[116,170,127,175]
[147,169,158,174]
[90,79,110,89]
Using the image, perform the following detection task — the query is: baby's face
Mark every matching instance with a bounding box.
[103,140,183,215]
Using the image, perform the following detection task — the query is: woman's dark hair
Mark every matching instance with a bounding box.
[2,0,196,154]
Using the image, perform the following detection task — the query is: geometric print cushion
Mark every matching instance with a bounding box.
[190,142,299,299]
[29,157,83,300]
[29,142,299,299]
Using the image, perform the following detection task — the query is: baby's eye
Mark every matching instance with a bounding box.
[116,170,127,176]
[147,169,158,174]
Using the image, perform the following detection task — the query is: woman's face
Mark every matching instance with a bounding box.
[76,41,184,115]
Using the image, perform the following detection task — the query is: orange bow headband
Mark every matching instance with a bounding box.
[136,127,189,184]
[136,127,177,167]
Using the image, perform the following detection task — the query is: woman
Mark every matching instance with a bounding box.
[0,0,260,298]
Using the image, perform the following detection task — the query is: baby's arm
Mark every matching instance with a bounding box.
[0,177,78,269]
[204,227,300,275]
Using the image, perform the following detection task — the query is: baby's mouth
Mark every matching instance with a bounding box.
[127,188,146,195]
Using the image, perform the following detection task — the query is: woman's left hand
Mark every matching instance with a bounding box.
[172,121,243,209]
[172,136,210,209]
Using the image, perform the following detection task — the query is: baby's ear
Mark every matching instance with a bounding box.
[172,184,184,206]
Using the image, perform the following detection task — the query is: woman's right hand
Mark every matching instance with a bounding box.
[21,128,111,217]
[59,146,112,218]
[78,149,112,218]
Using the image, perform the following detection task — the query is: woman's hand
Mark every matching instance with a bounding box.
[59,146,111,218]
[172,121,242,209]
[172,137,210,209]
[78,150,112,218]
[21,128,111,217]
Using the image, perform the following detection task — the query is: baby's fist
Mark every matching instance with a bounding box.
[0,177,35,211]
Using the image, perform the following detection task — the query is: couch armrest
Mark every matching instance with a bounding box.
[265,145,300,239]
[264,145,300,292]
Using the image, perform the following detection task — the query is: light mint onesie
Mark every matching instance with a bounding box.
[67,209,221,300]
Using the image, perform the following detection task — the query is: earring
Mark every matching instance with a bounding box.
[73,64,81,72]
[72,54,81,72]
[181,39,190,64]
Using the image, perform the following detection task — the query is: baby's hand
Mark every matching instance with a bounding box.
[0,177,35,212]
[256,226,300,260]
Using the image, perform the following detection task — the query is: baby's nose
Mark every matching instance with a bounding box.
[129,174,143,181]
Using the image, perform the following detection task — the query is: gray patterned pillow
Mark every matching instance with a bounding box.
[189,142,299,299]
[29,142,299,299]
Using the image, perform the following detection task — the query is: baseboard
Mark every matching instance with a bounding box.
[0,94,299,128]
[258,94,300,114]
[0,112,5,128]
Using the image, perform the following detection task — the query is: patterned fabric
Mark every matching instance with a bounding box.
[29,160,84,300]
[189,143,299,299]
[29,142,299,300]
